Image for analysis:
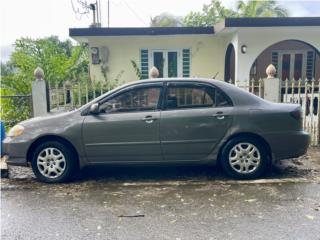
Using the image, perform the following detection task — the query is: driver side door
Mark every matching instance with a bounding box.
[82,83,163,163]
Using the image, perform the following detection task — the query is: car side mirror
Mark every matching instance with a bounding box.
[90,103,100,114]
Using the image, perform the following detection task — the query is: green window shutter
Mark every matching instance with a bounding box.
[140,49,149,79]
[182,49,190,77]
[306,51,315,80]
[271,52,279,77]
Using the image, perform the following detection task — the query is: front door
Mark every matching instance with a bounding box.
[152,50,181,78]
[82,84,163,163]
[277,51,307,80]
[160,82,233,161]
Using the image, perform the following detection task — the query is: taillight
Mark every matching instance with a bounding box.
[290,108,302,120]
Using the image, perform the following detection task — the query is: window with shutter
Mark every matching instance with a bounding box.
[182,49,190,77]
[271,52,279,77]
[306,51,315,80]
[140,49,149,79]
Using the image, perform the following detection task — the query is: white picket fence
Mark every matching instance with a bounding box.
[49,78,320,146]
[236,78,320,146]
[49,81,112,111]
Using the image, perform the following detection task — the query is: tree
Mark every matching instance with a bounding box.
[236,0,288,17]
[150,13,182,27]
[183,0,288,27]
[0,36,89,128]
[7,36,88,90]
[183,0,237,27]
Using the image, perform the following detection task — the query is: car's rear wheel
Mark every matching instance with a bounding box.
[31,141,76,183]
[220,136,270,179]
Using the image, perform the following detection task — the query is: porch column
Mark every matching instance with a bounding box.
[235,44,252,89]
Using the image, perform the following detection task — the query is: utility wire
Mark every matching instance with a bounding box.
[121,0,148,26]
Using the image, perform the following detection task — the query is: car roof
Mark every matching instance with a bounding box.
[127,77,223,85]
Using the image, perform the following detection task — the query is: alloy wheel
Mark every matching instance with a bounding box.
[228,143,261,174]
[37,147,66,179]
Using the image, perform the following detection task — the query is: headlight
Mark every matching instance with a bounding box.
[7,125,25,137]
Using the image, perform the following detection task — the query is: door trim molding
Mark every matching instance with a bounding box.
[85,141,160,147]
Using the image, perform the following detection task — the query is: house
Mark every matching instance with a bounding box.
[69,17,320,87]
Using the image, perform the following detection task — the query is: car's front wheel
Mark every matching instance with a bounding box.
[31,141,77,183]
[220,136,270,179]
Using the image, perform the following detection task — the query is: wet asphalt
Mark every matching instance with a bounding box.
[1,149,320,240]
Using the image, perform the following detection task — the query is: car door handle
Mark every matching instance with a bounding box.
[212,112,226,120]
[142,116,157,124]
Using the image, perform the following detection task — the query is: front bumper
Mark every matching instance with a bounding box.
[264,131,310,162]
[2,137,30,166]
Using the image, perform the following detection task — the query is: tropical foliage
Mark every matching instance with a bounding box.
[236,0,288,17]
[183,0,237,26]
[0,36,89,128]
[150,13,182,27]
[183,0,288,26]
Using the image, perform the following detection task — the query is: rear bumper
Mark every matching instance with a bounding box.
[264,131,310,162]
[2,137,30,166]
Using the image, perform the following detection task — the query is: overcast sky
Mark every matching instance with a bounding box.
[1,0,320,61]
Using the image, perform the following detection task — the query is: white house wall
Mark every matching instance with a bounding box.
[234,26,320,86]
[86,35,226,84]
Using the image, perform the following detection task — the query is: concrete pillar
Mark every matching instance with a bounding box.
[32,67,50,116]
[263,64,281,103]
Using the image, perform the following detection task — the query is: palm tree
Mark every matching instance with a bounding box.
[236,0,288,17]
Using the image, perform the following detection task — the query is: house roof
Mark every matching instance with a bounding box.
[69,17,320,37]
[69,27,214,37]
[214,17,320,32]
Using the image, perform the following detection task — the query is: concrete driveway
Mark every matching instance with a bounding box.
[1,148,320,240]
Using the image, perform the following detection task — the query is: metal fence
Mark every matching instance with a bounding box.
[236,78,320,146]
[0,95,33,129]
[48,78,320,146]
[48,81,112,111]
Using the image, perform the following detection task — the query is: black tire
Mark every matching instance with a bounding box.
[31,141,77,183]
[220,136,270,179]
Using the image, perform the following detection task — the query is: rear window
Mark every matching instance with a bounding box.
[216,89,233,107]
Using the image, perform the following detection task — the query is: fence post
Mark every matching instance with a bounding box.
[258,78,263,98]
[298,78,302,105]
[284,78,289,103]
[31,67,50,116]
[55,81,59,110]
[263,64,281,103]
[291,79,295,101]
[78,82,81,107]
[303,79,308,129]
[85,83,89,104]
[63,82,67,108]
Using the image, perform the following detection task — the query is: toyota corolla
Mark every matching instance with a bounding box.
[3,78,310,183]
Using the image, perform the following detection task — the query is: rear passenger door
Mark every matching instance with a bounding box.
[160,82,233,161]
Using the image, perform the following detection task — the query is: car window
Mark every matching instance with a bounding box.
[166,85,215,109]
[99,87,161,113]
[216,89,233,107]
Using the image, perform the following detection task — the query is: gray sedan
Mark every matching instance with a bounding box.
[3,78,310,183]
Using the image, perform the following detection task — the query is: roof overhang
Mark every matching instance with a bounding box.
[69,17,320,42]
[214,17,320,34]
[69,27,214,38]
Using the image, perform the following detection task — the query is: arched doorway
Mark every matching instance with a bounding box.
[249,40,320,81]
[224,44,235,83]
